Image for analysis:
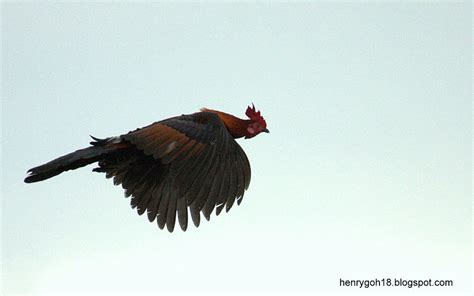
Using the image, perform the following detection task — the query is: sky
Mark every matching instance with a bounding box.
[1,2,472,295]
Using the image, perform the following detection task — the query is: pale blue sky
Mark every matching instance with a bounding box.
[2,2,472,295]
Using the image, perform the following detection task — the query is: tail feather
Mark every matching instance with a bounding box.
[24,140,113,183]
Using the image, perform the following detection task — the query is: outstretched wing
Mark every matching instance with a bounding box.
[112,112,251,232]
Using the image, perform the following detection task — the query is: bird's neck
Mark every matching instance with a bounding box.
[201,108,250,139]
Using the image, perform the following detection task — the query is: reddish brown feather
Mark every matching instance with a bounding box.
[200,108,250,139]
[125,123,205,161]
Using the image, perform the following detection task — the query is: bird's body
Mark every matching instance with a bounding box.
[25,105,268,232]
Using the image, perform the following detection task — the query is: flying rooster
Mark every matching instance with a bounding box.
[24,104,269,232]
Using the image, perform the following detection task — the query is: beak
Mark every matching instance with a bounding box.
[262,128,270,133]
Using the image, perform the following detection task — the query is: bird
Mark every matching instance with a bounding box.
[24,104,269,232]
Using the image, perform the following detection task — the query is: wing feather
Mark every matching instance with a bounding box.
[177,197,188,231]
[166,180,177,232]
[107,111,253,231]
[190,204,201,227]
[147,182,165,222]
[203,127,228,219]
[227,145,247,212]
[191,149,220,221]
[124,165,155,198]
[180,143,216,206]
[157,181,171,230]
[215,147,233,216]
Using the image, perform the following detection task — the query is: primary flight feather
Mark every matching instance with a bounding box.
[24,104,269,232]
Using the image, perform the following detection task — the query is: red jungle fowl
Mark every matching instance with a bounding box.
[24,104,269,232]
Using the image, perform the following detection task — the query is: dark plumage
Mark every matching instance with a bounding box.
[25,105,269,232]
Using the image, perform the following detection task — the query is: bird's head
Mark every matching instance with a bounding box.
[200,104,269,139]
[244,103,269,139]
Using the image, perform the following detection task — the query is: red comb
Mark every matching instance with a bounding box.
[245,103,267,128]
